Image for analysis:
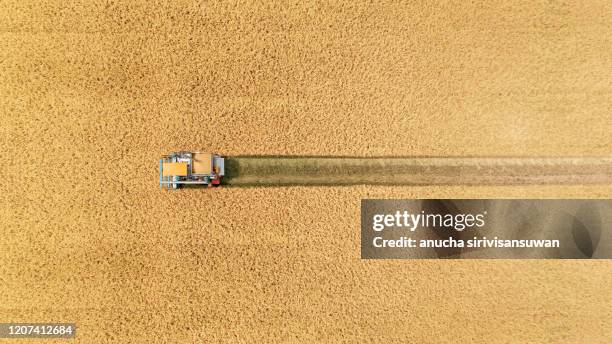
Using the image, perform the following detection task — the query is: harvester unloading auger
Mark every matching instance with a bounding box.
[159,152,612,189]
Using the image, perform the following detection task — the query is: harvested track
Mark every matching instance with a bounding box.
[222,156,612,186]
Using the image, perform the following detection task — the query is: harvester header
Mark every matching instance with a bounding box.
[160,152,225,189]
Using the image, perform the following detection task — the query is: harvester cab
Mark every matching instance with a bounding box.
[159,152,225,189]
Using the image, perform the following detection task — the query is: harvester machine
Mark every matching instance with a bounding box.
[160,152,225,189]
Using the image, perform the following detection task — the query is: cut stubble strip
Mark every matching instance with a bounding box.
[222,157,612,186]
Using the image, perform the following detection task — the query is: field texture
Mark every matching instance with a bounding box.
[2,1,612,343]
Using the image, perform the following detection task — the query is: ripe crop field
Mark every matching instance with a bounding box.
[2,1,612,343]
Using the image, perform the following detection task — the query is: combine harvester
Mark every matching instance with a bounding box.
[159,152,225,189]
[160,152,612,189]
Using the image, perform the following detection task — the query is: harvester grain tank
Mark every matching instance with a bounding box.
[160,152,224,189]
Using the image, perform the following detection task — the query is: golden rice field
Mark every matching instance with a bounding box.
[1,1,612,343]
